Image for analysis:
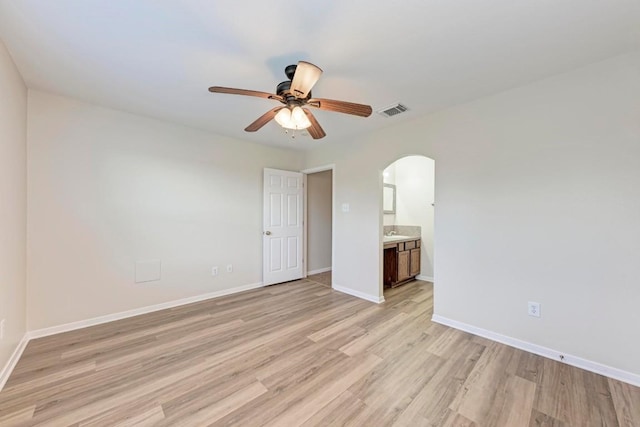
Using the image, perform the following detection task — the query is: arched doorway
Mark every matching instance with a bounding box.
[381,155,435,297]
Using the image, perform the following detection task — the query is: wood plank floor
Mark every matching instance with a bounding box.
[1,276,639,426]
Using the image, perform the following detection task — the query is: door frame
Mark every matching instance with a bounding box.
[301,164,335,285]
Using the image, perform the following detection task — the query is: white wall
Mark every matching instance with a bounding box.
[306,170,332,273]
[0,41,27,373]
[391,156,435,279]
[305,52,640,376]
[27,91,303,330]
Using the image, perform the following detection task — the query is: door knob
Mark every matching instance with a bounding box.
[264,231,272,235]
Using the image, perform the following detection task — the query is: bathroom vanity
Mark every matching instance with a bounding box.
[383,235,421,288]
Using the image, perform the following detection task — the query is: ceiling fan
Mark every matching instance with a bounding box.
[208,61,372,139]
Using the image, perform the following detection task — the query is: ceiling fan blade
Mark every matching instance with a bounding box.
[303,108,326,139]
[209,86,283,102]
[290,61,323,99]
[307,98,372,117]
[245,107,283,132]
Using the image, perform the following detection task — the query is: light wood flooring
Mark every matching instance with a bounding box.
[1,277,639,426]
[308,270,331,287]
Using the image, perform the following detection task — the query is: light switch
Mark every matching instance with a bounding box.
[341,203,350,213]
[135,259,161,283]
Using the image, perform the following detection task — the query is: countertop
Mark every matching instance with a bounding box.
[383,235,420,244]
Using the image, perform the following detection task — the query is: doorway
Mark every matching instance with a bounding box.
[381,156,435,296]
[303,165,334,287]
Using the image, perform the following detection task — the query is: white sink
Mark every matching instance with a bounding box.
[383,235,414,242]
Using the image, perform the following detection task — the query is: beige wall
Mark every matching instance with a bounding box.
[304,52,640,375]
[0,41,27,373]
[307,170,332,273]
[26,91,303,330]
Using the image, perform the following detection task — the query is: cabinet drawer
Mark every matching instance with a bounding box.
[404,240,417,250]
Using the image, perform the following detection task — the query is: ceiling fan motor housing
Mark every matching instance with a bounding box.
[276,80,291,97]
[284,64,297,80]
[276,80,310,105]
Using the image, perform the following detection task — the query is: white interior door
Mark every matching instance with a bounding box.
[263,168,304,286]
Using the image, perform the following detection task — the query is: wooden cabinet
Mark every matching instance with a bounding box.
[384,238,420,288]
[410,248,421,277]
[398,250,411,282]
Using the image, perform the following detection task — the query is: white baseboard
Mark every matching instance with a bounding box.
[431,314,640,388]
[416,275,433,282]
[28,282,264,340]
[0,333,30,391]
[333,284,385,304]
[307,267,332,276]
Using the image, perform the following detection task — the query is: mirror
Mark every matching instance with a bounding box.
[383,184,396,214]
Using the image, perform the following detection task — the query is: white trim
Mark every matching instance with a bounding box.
[301,164,336,175]
[29,282,264,340]
[307,267,332,276]
[416,275,433,282]
[303,172,308,277]
[0,333,30,391]
[333,284,385,304]
[431,314,640,388]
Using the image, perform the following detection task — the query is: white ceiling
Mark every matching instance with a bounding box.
[1,1,639,150]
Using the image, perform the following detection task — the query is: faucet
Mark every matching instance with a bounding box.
[387,230,397,237]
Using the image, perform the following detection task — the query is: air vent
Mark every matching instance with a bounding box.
[378,103,409,118]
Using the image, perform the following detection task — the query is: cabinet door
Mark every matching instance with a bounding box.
[410,248,421,276]
[398,250,411,282]
[383,248,398,287]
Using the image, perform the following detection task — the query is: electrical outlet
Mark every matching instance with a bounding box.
[528,301,541,318]
[0,319,5,340]
[211,266,218,276]
[226,264,233,273]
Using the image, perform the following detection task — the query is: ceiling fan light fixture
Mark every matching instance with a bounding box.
[275,106,311,130]
[291,106,308,125]
[274,108,291,127]
[290,61,323,98]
